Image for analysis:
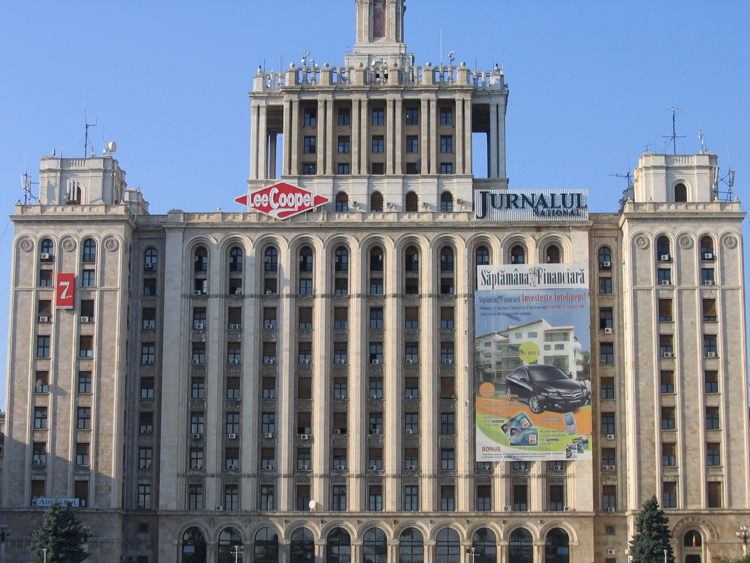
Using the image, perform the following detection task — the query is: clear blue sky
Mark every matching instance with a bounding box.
[1,1,749,409]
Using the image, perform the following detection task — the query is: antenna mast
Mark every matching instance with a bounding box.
[21,149,38,205]
[663,107,685,155]
[84,105,97,158]
[717,147,736,202]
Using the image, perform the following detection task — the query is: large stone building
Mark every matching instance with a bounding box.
[2,2,749,562]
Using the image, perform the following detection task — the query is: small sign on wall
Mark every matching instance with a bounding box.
[56,273,75,309]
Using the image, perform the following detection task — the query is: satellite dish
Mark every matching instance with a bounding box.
[308,500,316,510]
[107,141,117,153]
[35,380,42,387]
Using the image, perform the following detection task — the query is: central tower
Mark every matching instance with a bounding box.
[346,0,413,68]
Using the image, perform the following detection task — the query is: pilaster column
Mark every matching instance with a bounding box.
[420,97,430,174]
[489,103,498,178]
[269,133,278,179]
[499,541,508,563]
[351,539,363,563]
[388,540,400,563]
[386,98,395,174]
[361,99,370,175]
[283,99,292,176]
[455,99,464,174]
[317,99,326,174]
[291,100,300,176]
[395,98,403,174]
[206,540,217,563]
[258,104,268,179]
[533,541,545,563]
[250,103,260,179]
[430,98,439,175]
[497,101,506,178]
[326,99,335,175]
[424,540,436,563]
[352,100,361,174]
[279,539,291,563]
[464,100,473,175]
[315,539,327,563]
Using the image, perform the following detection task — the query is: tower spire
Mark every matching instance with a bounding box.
[346,0,413,68]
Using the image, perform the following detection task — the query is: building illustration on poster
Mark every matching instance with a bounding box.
[475,264,592,461]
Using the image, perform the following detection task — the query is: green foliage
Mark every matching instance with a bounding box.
[29,499,90,563]
[576,351,591,381]
[715,555,750,563]
[551,355,569,373]
[629,496,674,563]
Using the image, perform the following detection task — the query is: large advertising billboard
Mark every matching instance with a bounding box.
[475,264,592,461]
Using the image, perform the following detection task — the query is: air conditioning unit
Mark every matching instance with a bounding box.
[606,434,615,440]
[265,323,275,329]
[371,359,382,364]
[706,352,718,358]
[143,359,154,365]
[40,253,52,261]
[337,359,347,364]
[661,280,671,285]
[504,506,511,511]
[194,464,203,470]
[234,288,243,296]
[228,433,238,440]
[607,507,616,512]
[444,359,454,364]
[300,465,310,471]
[704,280,715,285]
[564,506,571,511]
[263,464,274,471]
[604,327,613,334]
[704,253,714,260]
[371,429,380,435]
[265,358,276,365]
[192,433,202,440]
[662,352,674,358]
[603,465,616,471]
[33,459,44,465]
[603,261,611,268]
[405,394,414,400]
[38,316,50,323]
[406,429,414,435]
[265,290,275,295]
[336,465,346,471]
[264,433,273,439]
[300,359,311,364]
[607,549,616,556]
[333,429,341,435]
[408,465,417,471]
[80,316,91,323]
[193,290,202,295]
[216,505,223,511]
[369,393,379,399]
[228,359,241,365]
[406,359,415,364]
[660,254,671,261]
[369,465,378,471]
[145,263,154,271]
[300,434,309,440]
[192,359,201,364]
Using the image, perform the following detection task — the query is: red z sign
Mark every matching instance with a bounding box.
[56,273,75,309]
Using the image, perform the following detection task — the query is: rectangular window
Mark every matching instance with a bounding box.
[405,343,419,364]
[338,136,350,153]
[82,270,95,287]
[334,307,348,329]
[663,482,677,509]
[660,371,675,394]
[707,443,720,466]
[659,299,673,321]
[298,307,313,330]
[77,407,91,429]
[599,277,612,294]
[406,136,419,153]
[372,109,384,126]
[370,307,384,329]
[143,278,157,296]
[192,344,206,365]
[332,485,347,511]
[225,413,240,435]
[707,482,722,508]
[369,413,383,434]
[36,335,50,358]
[706,407,719,429]
[704,335,718,356]
[441,377,455,399]
[296,485,312,511]
[661,408,675,430]
[601,414,615,435]
[140,377,155,400]
[260,485,275,511]
[304,136,316,154]
[261,448,275,471]
[338,108,350,126]
[658,269,672,285]
[513,483,528,511]
[78,372,92,394]
[599,308,614,329]
[227,343,241,364]
[40,270,53,287]
[405,448,419,470]
[441,412,455,434]
[601,378,614,400]
[440,135,453,153]
[227,377,241,400]
[702,268,715,284]
[193,308,206,329]
[440,108,453,125]
[549,484,565,511]
[262,413,276,435]
[302,163,316,175]
[441,449,455,470]
[75,443,90,466]
[405,378,419,399]
[368,485,383,511]
[705,371,719,394]
[600,343,614,364]
[297,377,312,401]
[140,412,154,434]
[405,412,419,434]
[297,449,311,470]
[405,307,419,329]
[703,299,717,322]
[440,163,453,174]
[338,163,350,175]
[138,484,152,510]
[298,343,312,364]
[441,307,455,329]
[334,342,348,364]
[139,447,153,469]
[549,460,565,472]
[372,136,384,153]
[188,485,203,511]
[142,308,156,330]
[440,343,454,364]
[333,377,348,399]
[477,485,491,511]
[602,448,615,467]
[660,335,674,357]
[406,108,419,125]
[141,343,155,364]
[299,279,313,294]
[304,109,316,126]
[224,485,239,511]
[190,448,204,470]
[602,485,617,510]
[662,443,676,466]
[190,413,204,435]
[404,485,419,511]
[441,485,455,511]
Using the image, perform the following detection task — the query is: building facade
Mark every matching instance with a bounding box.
[2,2,749,562]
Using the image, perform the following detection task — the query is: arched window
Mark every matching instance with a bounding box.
[511,245,525,265]
[40,238,54,259]
[472,528,497,563]
[440,247,454,272]
[363,528,387,563]
[598,246,612,270]
[405,191,418,212]
[218,527,243,563]
[546,244,561,264]
[508,528,533,563]
[335,247,349,272]
[182,527,207,563]
[436,529,460,563]
[657,237,671,261]
[254,528,280,563]
[290,528,315,563]
[398,528,424,563]
[265,247,278,272]
[327,528,351,563]
[299,247,313,272]
[674,183,688,202]
[82,239,97,263]
[545,528,570,563]
[230,247,243,272]
[194,247,208,272]
[684,530,702,547]
[476,246,490,266]
[371,191,384,212]
[700,237,714,260]
[145,248,158,270]
[440,192,454,212]
[336,192,349,213]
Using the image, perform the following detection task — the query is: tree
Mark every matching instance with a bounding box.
[629,496,674,563]
[576,351,591,381]
[29,499,90,562]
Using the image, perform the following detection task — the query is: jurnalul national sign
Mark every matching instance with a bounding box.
[475,264,592,461]
[474,189,588,221]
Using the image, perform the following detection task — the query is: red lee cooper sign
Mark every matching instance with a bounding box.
[235,182,329,220]
[56,273,75,309]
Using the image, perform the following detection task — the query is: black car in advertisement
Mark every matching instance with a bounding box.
[505,364,591,414]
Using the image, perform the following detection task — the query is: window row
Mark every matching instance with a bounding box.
[37,238,98,264]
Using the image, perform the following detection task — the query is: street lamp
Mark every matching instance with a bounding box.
[663,549,668,563]
[43,548,47,563]
[737,526,749,557]
[232,545,244,563]
[466,546,476,563]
